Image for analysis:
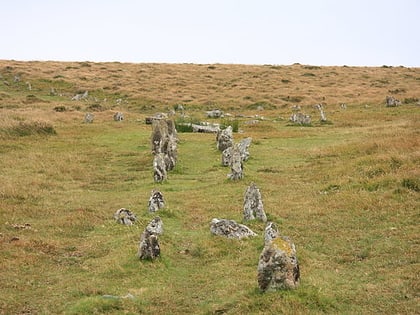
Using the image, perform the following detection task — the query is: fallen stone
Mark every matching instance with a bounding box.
[113,208,137,225]
[210,218,257,239]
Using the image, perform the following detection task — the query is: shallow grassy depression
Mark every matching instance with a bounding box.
[0,60,419,314]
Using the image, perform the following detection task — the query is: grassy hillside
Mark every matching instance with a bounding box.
[0,60,419,314]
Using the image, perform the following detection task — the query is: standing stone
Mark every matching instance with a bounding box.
[146,216,163,235]
[138,217,163,260]
[264,222,279,244]
[210,218,257,239]
[113,208,137,225]
[227,144,243,180]
[243,183,267,222]
[84,112,94,123]
[113,111,124,121]
[315,104,327,122]
[217,126,233,152]
[289,112,311,125]
[138,230,160,260]
[257,230,300,291]
[221,146,233,166]
[148,189,165,212]
[238,137,252,162]
[386,96,401,107]
[153,153,167,183]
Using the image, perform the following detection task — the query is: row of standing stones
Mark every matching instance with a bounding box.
[114,117,300,292]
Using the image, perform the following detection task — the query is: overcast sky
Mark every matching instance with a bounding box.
[1,0,419,66]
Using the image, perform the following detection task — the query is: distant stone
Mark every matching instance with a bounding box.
[216,126,233,152]
[113,111,124,121]
[72,91,88,101]
[113,208,137,225]
[210,218,257,239]
[238,137,252,162]
[206,109,223,118]
[192,123,220,133]
[315,104,327,122]
[227,144,243,180]
[153,153,167,182]
[243,183,267,222]
[289,112,311,125]
[257,231,300,291]
[386,96,401,107]
[84,112,94,123]
[148,189,165,212]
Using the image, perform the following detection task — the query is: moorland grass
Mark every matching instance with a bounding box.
[0,60,419,314]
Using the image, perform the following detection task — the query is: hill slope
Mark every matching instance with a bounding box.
[0,60,419,314]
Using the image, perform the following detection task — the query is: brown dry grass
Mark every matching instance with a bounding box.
[0,60,419,314]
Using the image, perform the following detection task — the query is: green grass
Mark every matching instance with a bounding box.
[0,61,419,314]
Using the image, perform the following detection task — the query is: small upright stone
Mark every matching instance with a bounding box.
[257,231,300,291]
[146,216,163,235]
[84,112,94,123]
[243,183,267,222]
[113,111,124,121]
[148,189,165,212]
[138,231,160,260]
[113,208,137,225]
[216,126,233,152]
[227,144,243,180]
[153,153,167,183]
[138,217,163,260]
[264,222,279,243]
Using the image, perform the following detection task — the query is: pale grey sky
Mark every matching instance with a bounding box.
[1,0,419,66]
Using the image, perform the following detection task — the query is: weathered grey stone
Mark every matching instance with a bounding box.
[148,189,165,212]
[72,91,88,101]
[216,126,233,152]
[113,111,124,121]
[206,109,223,118]
[138,217,163,260]
[222,146,233,166]
[243,183,267,222]
[227,144,243,180]
[113,208,137,225]
[84,112,94,123]
[289,112,311,125]
[315,104,327,122]
[192,123,220,133]
[210,218,257,239]
[386,96,401,107]
[151,119,178,172]
[264,222,279,244]
[146,216,163,235]
[138,230,160,260]
[153,153,167,182]
[238,137,252,162]
[257,234,300,291]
